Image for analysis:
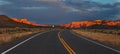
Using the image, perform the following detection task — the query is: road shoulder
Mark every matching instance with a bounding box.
[0,31,50,53]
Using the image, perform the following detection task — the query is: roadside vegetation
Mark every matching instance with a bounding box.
[73,29,120,49]
[0,28,50,45]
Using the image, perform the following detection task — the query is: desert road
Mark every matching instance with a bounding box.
[1,30,120,54]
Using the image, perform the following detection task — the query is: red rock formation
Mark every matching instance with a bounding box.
[11,18,48,26]
[93,20,103,25]
[59,20,120,28]
[106,20,120,26]
[20,18,31,25]
[11,18,20,22]
[60,24,71,28]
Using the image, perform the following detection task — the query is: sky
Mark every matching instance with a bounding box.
[0,0,120,24]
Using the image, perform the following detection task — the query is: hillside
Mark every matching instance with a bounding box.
[0,15,35,28]
[60,20,120,29]
[11,18,48,27]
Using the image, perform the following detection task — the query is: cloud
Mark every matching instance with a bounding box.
[61,6,81,12]
[0,0,11,5]
[69,7,80,12]
[63,0,120,11]
[34,0,61,2]
[21,7,50,10]
[0,0,120,24]
[91,0,119,4]
[62,0,120,19]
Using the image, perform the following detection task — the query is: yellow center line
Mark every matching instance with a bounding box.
[58,32,76,54]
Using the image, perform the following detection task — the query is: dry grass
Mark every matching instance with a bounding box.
[0,28,49,45]
[73,30,120,47]
[0,32,32,45]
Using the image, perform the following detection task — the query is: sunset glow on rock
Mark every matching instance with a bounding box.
[60,20,120,28]
[11,18,48,26]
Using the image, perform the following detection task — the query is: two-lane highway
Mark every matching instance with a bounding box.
[61,30,120,54]
[1,30,120,54]
[1,30,68,54]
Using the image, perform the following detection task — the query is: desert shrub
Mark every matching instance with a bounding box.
[108,31,113,34]
[21,29,29,32]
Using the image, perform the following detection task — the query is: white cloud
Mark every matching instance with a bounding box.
[34,0,61,2]
[21,7,50,10]
[0,0,11,5]
[86,7,111,11]
[60,5,83,13]
[66,7,80,12]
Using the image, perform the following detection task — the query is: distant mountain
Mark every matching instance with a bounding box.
[0,15,38,28]
[60,20,120,29]
[11,18,48,27]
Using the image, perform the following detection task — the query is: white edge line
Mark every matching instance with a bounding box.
[70,30,120,53]
[1,31,51,54]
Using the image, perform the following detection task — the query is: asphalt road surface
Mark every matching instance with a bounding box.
[1,30,120,54]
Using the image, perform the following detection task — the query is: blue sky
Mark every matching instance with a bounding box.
[0,0,120,24]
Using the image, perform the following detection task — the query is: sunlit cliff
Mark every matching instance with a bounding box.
[60,20,120,28]
[11,18,48,26]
